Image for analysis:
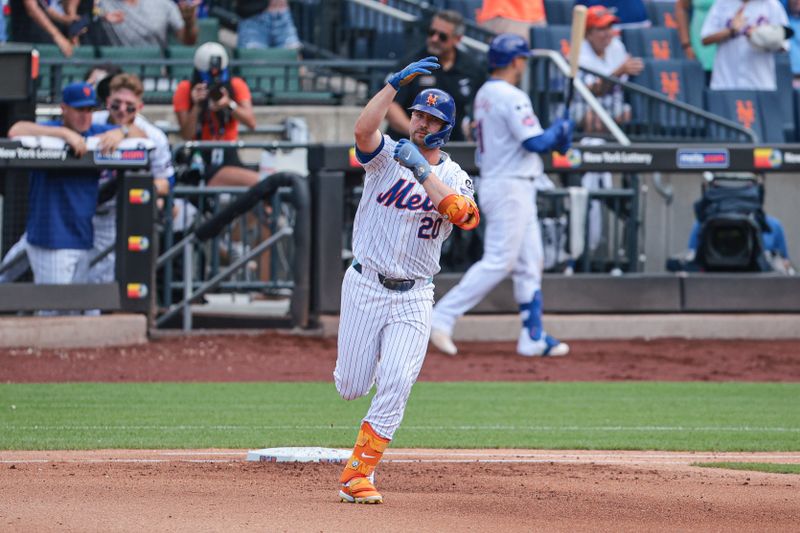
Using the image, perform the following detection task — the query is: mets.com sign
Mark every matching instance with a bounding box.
[676,149,729,169]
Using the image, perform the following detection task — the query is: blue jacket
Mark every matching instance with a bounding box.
[26,121,118,249]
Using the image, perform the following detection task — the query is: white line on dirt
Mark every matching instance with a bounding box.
[2,450,800,466]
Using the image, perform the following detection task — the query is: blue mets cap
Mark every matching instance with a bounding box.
[62,82,97,108]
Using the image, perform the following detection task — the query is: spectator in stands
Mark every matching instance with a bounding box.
[236,0,301,50]
[7,82,122,291]
[476,0,546,43]
[100,0,198,47]
[85,63,124,105]
[701,0,789,90]
[95,73,173,196]
[8,0,77,56]
[385,10,486,142]
[574,5,643,132]
[575,0,650,29]
[788,0,800,84]
[675,0,717,81]
[89,73,175,283]
[173,42,259,188]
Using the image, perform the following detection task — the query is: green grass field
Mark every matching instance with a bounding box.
[693,462,800,474]
[1,382,798,451]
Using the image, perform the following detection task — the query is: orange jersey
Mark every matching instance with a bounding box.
[476,0,545,25]
[173,77,252,141]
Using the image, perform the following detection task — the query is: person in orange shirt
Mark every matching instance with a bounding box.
[173,42,260,187]
[476,0,546,43]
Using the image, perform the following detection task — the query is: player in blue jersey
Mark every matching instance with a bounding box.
[8,82,122,295]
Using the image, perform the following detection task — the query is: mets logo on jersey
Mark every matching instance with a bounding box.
[376,179,437,212]
[426,93,439,106]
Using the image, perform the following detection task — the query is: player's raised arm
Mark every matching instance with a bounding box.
[354,56,440,154]
[393,139,479,230]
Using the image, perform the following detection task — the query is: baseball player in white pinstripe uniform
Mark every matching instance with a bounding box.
[335,56,480,504]
[430,34,573,357]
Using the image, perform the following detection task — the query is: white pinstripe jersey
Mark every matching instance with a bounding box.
[474,79,544,179]
[353,135,475,280]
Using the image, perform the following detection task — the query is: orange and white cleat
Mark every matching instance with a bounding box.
[339,476,383,504]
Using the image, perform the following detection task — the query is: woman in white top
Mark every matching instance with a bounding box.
[701,0,789,90]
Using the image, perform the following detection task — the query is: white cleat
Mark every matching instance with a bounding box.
[517,328,569,357]
[430,327,458,356]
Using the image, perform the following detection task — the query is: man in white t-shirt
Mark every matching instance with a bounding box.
[573,5,644,133]
[701,0,789,90]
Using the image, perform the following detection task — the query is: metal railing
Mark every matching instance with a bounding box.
[159,142,312,315]
[531,50,630,143]
[156,171,310,330]
[341,179,641,274]
[528,58,757,143]
[37,57,394,105]
[538,187,640,273]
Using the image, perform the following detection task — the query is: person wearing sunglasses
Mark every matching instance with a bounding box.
[385,9,486,145]
[5,82,123,299]
[87,73,176,285]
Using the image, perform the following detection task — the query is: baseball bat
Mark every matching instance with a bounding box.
[563,4,588,120]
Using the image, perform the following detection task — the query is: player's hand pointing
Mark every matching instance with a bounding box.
[387,56,440,90]
[394,139,431,183]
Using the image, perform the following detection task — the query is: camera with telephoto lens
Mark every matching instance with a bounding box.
[207,55,225,101]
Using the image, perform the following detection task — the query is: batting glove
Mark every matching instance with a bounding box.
[387,56,440,90]
[394,139,431,183]
[552,118,574,155]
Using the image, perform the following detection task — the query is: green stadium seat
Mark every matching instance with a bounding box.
[198,17,220,44]
[98,46,170,101]
[234,48,337,104]
[167,45,196,83]
[234,47,296,98]
[34,44,97,100]
[98,46,164,77]
[169,17,220,45]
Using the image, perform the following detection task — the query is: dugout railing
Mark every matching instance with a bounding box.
[155,171,310,330]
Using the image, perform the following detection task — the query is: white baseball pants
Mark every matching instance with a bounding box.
[432,177,542,335]
[334,264,434,440]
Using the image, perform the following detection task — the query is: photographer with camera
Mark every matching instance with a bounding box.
[173,42,259,188]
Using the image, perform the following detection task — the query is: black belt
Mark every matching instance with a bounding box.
[352,262,416,292]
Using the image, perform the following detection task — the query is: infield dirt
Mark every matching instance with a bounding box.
[1,333,799,532]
